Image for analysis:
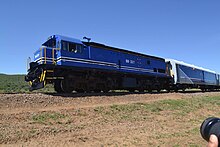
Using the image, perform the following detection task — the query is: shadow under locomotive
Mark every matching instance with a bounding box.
[44,90,172,98]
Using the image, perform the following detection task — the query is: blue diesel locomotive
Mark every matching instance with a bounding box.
[25,35,172,93]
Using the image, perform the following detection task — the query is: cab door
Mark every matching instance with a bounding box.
[54,39,61,64]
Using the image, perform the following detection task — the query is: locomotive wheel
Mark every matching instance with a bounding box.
[201,88,206,92]
[174,88,179,92]
[61,79,73,93]
[76,89,85,93]
[85,89,91,93]
[54,80,64,93]
[138,89,145,93]
[129,89,135,93]
[94,89,101,93]
[102,89,109,93]
[148,88,152,93]
[157,88,161,93]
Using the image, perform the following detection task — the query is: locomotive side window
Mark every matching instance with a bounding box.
[69,43,83,53]
[61,41,83,53]
[76,44,83,53]
[62,41,69,51]
[69,43,77,53]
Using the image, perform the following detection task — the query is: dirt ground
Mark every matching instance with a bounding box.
[1,91,220,147]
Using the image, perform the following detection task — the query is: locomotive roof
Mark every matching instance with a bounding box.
[48,35,83,45]
[166,59,217,74]
[51,35,164,61]
[83,42,164,61]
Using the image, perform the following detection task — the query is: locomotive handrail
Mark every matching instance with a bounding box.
[40,47,43,64]
[27,57,31,71]
[39,47,60,65]
[44,47,46,64]
[52,48,60,64]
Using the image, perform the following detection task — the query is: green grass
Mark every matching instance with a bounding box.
[94,95,220,121]
[32,112,67,125]
[0,74,29,93]
[0,74,54,93]
[101,99,190,114]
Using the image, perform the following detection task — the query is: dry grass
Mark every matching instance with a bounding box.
[1,93,220,146]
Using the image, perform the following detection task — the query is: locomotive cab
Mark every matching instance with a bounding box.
[25,35,61,90]
[28,35,86,69]
[33,35,61,66]
[25,35,87,91]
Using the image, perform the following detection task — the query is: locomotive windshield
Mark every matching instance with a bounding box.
[42,38,56,48]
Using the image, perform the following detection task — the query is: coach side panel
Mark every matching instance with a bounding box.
[176,64,204,85]
[203,71,217,85]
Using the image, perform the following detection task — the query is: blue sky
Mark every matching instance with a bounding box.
[1,0,220,74]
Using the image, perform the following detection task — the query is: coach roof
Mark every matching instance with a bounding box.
[166,59,216,74]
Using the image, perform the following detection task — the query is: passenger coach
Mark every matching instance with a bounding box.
[166,59,220,91]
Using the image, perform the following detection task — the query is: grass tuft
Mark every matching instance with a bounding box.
[32,112,66,125]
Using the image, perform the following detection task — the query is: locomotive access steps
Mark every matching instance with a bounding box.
[44,70,64,82]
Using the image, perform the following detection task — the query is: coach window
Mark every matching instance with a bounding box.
[158,69,165,73]
[147,60,151,65]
